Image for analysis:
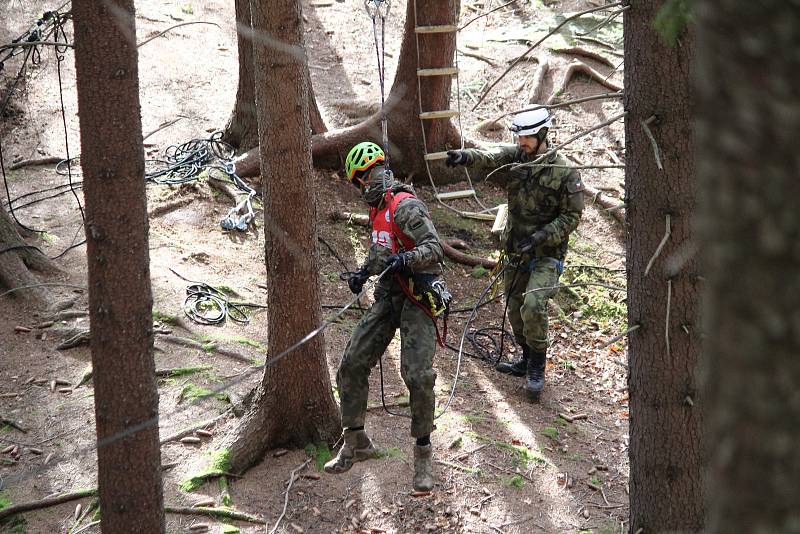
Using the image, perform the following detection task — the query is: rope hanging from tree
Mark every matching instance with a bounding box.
[364,0,392,169]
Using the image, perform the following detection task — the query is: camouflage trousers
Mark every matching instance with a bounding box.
[336,283,437,438]
[504,256,563,352]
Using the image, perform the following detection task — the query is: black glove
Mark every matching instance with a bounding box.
[385,252,412,275]
[346,268,370,294]
[518,231,548,253]
[445,150,468,167]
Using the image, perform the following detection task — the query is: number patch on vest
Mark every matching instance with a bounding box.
[372,230,393,249]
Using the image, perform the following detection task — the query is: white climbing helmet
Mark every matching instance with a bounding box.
[510,108,552,137]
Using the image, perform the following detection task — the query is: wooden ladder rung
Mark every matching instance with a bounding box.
[436,189,476,201]
[415,25,458,34]
[424,151,450,161]
[417,67,459,77]
[419,110,460,120]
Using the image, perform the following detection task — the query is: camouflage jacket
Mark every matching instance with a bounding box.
[462,145,585,260]
[361,171,443,277]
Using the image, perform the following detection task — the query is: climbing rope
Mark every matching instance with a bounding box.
[365,0,392,168]
[169,268,266,326]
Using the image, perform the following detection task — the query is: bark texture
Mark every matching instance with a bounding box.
[223,0,327,151]
[624,3,703,532]
[220,0,340,473]
[233,0,464,182]
[697,2,800,532]
[73,2,165,532]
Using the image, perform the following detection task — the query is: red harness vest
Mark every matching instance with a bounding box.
[369,191,416,252]
[368,191,448,347]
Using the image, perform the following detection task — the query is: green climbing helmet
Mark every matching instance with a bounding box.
[345,141,385,183]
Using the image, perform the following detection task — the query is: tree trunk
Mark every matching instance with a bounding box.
[624,3,703,532]
[222,0,259,151]
[219,0,340,474]
[0,208,57,302]
[73,2,165,533]
[233,0,464,182]
[697,3,800,532]
[223,0,327,152]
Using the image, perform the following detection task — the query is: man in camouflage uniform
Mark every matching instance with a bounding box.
[324,142,443,492]
[446,108,584,400]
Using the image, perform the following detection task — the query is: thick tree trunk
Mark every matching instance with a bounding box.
[220,0,340,473]
[234,0,464,182]
[223,0,327,152]
[222,0,258,151]
[697,3,800,532]
[624,3,703,532]
[0,208,57,302]
[73,2,165,533]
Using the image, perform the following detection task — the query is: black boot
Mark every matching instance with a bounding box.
[496,345,529,377]
[525,350,546,400]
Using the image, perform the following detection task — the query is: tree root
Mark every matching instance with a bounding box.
[527,57,550,104]
[57,330,90,350]
[148,195,196,219]
[157,334,255,364]
[164,505,266,524]
[8,156,62,171]
[330,211,498,269]
[0,488,97,521]
[548,60,622,104]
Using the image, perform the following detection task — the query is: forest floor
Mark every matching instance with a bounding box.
[0,0,629,533]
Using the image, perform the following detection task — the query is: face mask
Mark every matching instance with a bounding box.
[363,181,385,206]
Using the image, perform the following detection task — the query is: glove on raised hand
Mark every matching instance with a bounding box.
[347,268,370,294]
[518,231,548,253]
[445,150,468,167]
[385,252,413,275]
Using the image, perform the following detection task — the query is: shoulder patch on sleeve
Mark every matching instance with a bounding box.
[566,179,585,194]
[410,219,424,230]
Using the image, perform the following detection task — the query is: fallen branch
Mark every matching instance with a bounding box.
[458,48,497,66]
[583,184,625,223]
[136,21,222,48]
[165,505,266,524]
[434,459,480,474]
[548,61,622,104]
[0,488,97,521]
[459,0,518,31]
[330,211,497,269]
[8,156,62,171]
[268,459,313,534]
[551,46,615,68]
[488,92,623,127]
[0,417,28,433]
[159,409,231,445]
[558,413,588,423]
